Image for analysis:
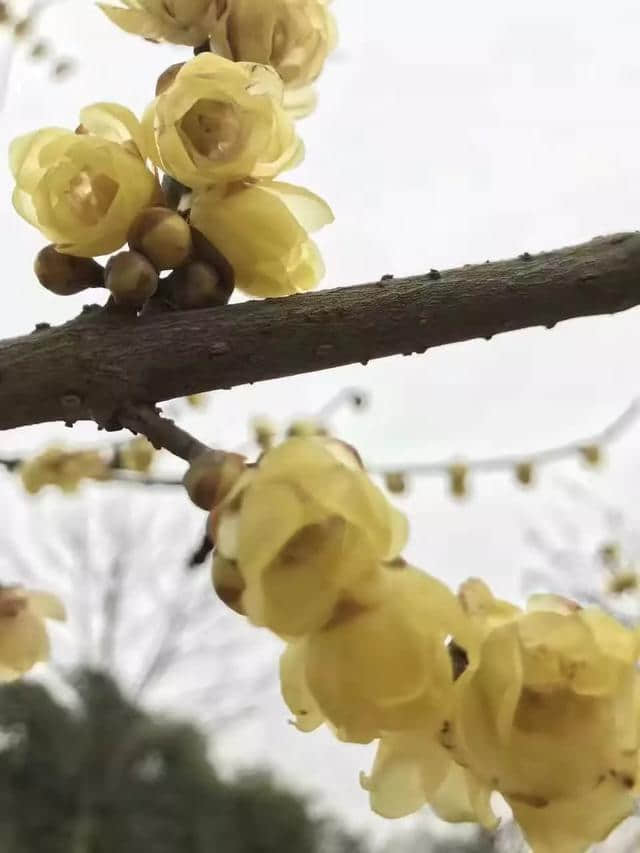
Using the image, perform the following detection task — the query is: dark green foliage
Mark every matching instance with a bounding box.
[0,671,365,853]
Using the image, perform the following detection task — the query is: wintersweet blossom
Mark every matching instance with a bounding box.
[211,436,408,635]
[303,566,475,744]
[450,585,640,853]
[210,0,337,117]
[10,103,157,257]
[190,180,333,296]
[20,448,110,494]
[142,54,302,189]
[99,0,220,46]
[0,587,65,680]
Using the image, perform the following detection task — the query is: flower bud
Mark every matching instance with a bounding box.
[155,62,185,95]
[579,444,602,467]
[190,227,235,295]
[211,555,246,615]
[183,451,246,511]
[127,206,192,271]
[607,571,639,595]
[118,436,155,473]
[105,250,158,307]
[599,542,620,568]
[251,417,277,452]
[34,245,104,295]
[515,461,534,486]
[448,463,469,499]
[165,261,231,309]
[384,471,407,495]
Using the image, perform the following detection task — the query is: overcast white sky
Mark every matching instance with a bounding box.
[1,0,640,840]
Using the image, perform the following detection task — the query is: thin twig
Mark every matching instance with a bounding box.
[117,404,213,463]
[370,398,640,478]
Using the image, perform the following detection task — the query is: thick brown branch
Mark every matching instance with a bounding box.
[1,232,640,432]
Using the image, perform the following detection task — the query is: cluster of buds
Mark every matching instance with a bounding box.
[250,415,328,453]
[188,433,640,853]
[33,203,235,312]
[0,1,74,81]
[12,3,335,305]
[19,447,110,494]
[17,437,157,495]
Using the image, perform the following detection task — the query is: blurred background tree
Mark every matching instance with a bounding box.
[0,670,367,853]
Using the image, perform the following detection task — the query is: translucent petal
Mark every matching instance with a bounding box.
[279,640,324,732]
[259,181,334,232]
[362,733,450,818]
[26,591,66,621]
[430,763,498,829]
[283,85,318,119]
[79,102,146,157]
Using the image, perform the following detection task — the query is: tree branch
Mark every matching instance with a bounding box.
[2,232,640,432]
[117,404,211,462]
[371,397,640,478]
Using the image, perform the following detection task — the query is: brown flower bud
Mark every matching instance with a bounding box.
[34,245,104,295]
[579,444,602,467]
[515,461,534,486]
[448,463,469,499]
[599,542,620,568]
[30,40,48,60]
[105,251,158,307]
[183,451,246,511]
[155,62,185,96]
[52,59,74,80]
[12,17,31,38]
[165,261,230,309]
[384,471,407,494]
[190,227,234,296]
[211,555,246,615]
[127,206,192,271]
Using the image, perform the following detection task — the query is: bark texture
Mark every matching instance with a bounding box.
[1,232,640,432]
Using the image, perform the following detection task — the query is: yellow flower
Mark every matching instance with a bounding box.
[190,180,333,296]
[10,103,157,257]
[303,567,475,743]
[212,437,408,636]
[210,0,337,117]
[449,586,640,853]
[20,447,110,494]
[142,54,303,189]
[99,0,219,46]
[118,437,155,473]
[279,638,324,732]
[361,731,496,828]
[0,587,65,680]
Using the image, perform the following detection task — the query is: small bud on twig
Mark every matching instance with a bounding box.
[105,251,158,308]
[155,62,185,95]
[448,463,469,498]
[385,471,408,494]
[212,555,246,615]
[34,245,104,295]
[127,206,193,271]
[515,461,535,486]
[183,451,246,511]
[190,227,234,294]
[165,261,231,309]
[579,444,602,467]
